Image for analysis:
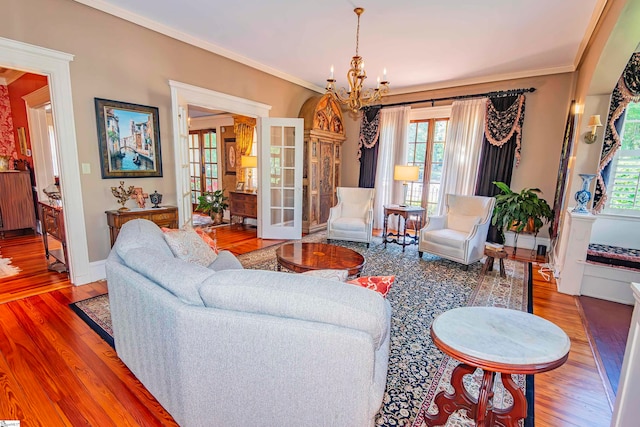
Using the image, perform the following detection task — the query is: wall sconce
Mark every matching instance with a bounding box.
[394,165,420,207]
[584,115,603,144]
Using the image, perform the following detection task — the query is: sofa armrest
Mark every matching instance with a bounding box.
[198,269,391,348]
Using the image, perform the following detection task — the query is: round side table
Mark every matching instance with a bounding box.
[425,306,570,427]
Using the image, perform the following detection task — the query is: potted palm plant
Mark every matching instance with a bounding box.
[197,189,229,225]
[491,181,553,253]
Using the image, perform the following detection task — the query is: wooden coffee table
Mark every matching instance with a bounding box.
[275,242,365,277]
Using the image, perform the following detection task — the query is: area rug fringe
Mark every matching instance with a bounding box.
[0,257,21,279]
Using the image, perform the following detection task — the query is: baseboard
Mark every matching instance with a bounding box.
[503,231,550,251]
[581,262,638,305]
[87,259,107,284]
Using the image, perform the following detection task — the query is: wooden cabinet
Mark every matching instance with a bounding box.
[298,94,346,234]
[0,171,36,236]
[229,191,257,223]
[39,201,68,272]
[105,206,178,247]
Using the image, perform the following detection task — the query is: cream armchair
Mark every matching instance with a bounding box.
[418,194,495,268]
[327,187,375,247]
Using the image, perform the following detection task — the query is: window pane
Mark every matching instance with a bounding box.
[434,120,448,142]
[417,122,429,142]
[432,143,445,163]
[430,163,443,182]
[407,122,417,142]
[415,142,427,163]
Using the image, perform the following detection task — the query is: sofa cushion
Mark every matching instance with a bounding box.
[423,228,468,249]
[207,250,244,271]
[331,217,367,232]
[163,227,218,267]
[122,247,213,305]
[198,269,389,347]
[447,213,481,234]
[114,219,174,260]
[347,276,395,297]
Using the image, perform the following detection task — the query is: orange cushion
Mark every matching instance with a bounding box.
[346,275,395,297]
[194,228,220,254]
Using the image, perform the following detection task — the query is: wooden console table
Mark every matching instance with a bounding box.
[229,191,257,224]
[106,206,178,247]
[39,201,68,273]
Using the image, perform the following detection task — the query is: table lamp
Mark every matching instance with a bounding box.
[394,165,419,206]
[241,155,258,192]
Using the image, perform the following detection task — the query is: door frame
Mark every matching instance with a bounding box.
[0,36,91,285]
[169,80,272,228]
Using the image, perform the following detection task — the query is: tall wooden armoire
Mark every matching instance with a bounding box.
[298,94,346,234]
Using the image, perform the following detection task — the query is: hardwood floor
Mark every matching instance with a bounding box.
[0,229,615,426]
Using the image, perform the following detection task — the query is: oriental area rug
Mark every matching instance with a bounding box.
[70,232,532,427]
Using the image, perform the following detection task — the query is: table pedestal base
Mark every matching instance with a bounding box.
[423,363,527,427]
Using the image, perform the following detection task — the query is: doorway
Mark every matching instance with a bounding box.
[0,37,90,285]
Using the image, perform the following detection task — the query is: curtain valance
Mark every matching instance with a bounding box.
[593,52,640,213]
[484,94,526,167]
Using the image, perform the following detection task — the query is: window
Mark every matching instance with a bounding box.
[608,101,640,212]
[405,118,449,214]
[189,129,219,204]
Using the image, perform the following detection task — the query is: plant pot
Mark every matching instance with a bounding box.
[211,211,223,225]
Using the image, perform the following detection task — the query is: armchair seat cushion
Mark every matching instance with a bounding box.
[332,217,368,232]
[423,229,468,250]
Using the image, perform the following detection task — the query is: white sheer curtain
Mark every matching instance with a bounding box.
[437,98,487,214]
[373,106,411,229]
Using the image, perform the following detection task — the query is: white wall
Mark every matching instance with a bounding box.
[591,213,640,249]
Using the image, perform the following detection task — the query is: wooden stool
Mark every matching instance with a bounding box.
[482,247,508,278]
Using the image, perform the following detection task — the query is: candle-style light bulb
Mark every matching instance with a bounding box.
[377,76,380,89]
[330,65,334,79]
[383,68,387,81]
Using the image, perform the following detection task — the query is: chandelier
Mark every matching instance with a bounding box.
[325,7,389,114]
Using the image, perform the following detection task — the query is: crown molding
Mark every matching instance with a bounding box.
[389,65,576,96]
[73,0,324,93]
[573,0,608,68]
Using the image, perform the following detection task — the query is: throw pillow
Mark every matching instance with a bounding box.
[346,275,395,297]
[195,228,220,254]
[301,269,348,282]
[162,227,218,267]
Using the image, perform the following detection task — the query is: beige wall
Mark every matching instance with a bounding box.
[0,0,317,261]
[341,73,576,239]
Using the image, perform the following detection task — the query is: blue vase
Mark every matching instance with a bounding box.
[572,174,596,214]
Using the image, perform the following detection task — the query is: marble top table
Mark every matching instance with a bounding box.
[425,306,570,427]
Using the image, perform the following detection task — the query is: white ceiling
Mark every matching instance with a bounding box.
[76,0,604,94]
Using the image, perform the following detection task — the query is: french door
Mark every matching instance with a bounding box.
[188,129,219,208]
[258,118,304,240]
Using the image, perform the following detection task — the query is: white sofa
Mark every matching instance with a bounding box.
[327,187,375,247]
[418,194,495,267]
[105,219,391,427]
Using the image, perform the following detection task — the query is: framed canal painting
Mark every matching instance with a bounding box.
[95,98,162,178]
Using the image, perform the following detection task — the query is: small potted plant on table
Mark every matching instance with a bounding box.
[491,181,553,254]
[197,189,229,225]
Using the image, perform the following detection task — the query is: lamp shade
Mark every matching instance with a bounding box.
[241,155,257,168]
[587,115,602,128]
[394,165,419,182]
